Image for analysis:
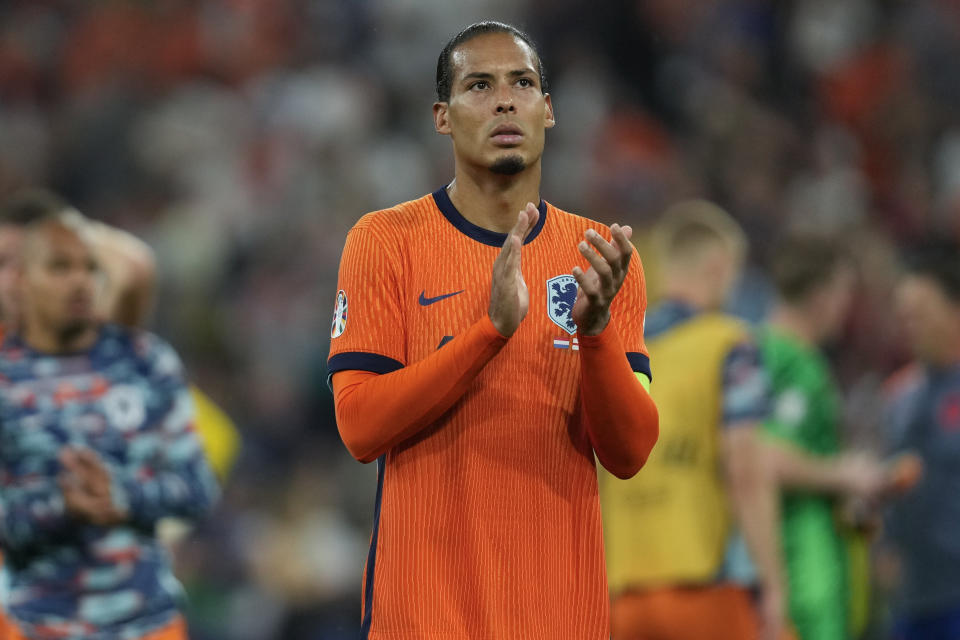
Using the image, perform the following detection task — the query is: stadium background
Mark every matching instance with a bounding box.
[1,1,958,638]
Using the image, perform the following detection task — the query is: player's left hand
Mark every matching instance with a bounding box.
[59,447,128,526]
[571,223,633,336]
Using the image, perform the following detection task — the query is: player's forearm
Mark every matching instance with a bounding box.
[762,439,849,493]
[724,428,787,593]
[578,322,658,479]
[333,315,508,463]
[87,221,156,327]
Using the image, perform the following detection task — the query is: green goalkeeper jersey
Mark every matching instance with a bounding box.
[760,327,849,640]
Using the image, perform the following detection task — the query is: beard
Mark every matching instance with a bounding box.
[489,154,526,175]
[56,318,94,346]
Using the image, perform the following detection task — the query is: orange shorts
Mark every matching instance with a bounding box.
[4,616,188,640]
[611,584,770,640]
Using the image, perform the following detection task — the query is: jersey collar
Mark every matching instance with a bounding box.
[432,185,548,247]
[6,324,109,358]
[644,299,701,339]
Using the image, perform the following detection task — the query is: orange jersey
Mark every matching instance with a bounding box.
[328,188,650,639]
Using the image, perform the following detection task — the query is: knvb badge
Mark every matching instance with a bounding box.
[546,275,578,335]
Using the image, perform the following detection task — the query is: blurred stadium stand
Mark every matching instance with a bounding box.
[2,1,959,638]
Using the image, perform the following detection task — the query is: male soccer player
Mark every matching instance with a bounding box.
[759,234,908,640]
[0,190,241,483]
[0,189,158,638]
[0,190,241,637]
[883,241,960,640]
[328,21,659,639]
[0,213,219,639]
[599,201,787,640]
[0,189,157,335]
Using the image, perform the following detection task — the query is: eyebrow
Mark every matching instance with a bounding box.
[461,68,537,83]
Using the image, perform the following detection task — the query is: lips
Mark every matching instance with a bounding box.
[490,123,524,146]
[67,294,93,316]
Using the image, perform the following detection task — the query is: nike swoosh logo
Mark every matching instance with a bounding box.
[419,290,464,306]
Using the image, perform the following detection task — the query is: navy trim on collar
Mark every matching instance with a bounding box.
[6,324,110,357]
[431,186,548,247]
[644,299,700,340]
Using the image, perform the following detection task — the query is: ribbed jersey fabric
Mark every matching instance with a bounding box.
[328,189,650,639]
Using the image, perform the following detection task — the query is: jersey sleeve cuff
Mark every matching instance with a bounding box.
[626,352,652,381]
[327,352,405,390]
[577,323,652,381]
[478,313,511,341]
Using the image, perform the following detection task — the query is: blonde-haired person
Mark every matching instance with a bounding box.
[600,201,893,640]
[601,200,787,639]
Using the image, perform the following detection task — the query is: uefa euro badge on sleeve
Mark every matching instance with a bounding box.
[546,275,578,335]
[331,290,348,338]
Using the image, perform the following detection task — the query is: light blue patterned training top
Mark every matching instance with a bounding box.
[0,325,218,640]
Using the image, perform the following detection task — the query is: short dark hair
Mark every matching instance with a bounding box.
[0,188,70,227]
[436,21,547,103]
[771,234,847,303]
[903,239,960,303]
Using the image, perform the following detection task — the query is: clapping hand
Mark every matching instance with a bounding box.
[571,223,634,336]
[59,447,128,527]
[488,203,540,337]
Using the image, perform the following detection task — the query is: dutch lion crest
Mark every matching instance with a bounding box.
[547,275,579,334]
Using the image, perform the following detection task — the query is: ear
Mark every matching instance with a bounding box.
[544,93,556,129]
[433,102,451,135]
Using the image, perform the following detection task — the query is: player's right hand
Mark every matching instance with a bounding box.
[59,447,129,526]
[837,451,888,500]
[489,203,539,337]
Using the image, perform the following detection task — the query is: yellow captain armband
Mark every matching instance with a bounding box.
[635,371,651,393]
[189,386,241,484]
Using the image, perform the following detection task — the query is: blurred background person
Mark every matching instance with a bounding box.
[0,188,158,638]
[882,242,960,640]
[0,189,156,335]
[0,190,241,637]
[759,234,919,640]
[0,213,218,639]
[600,200,786,640]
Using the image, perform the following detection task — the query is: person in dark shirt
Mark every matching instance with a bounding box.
[883,241,960,640]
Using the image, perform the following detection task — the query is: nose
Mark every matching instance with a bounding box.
[68,265,94,291]
[495,86,515,113]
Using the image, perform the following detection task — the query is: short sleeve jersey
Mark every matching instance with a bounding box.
[328,188,649,640]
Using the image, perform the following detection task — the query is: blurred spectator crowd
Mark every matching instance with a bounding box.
[1,1,959,638]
